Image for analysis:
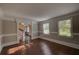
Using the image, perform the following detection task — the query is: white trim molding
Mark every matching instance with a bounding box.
[2,41,18,48]
[32,36,38,40]
[1,41,18,53]
[51,32,57,33]
[0,41,18,53]
[0,17,16,22]
[73,33,79,35]
[0,33,17,37]
[0,33,17,53]
[39,36,79,49]
[0,35,2,53]
[0,47,2,53]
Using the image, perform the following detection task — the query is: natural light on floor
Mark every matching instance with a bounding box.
[8,45,26,54]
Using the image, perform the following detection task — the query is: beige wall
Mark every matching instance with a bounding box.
[2,35,17,44]
[1,19,17,46]
[2,20,17,34]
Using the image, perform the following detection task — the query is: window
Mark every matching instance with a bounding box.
[58,19,71,37]
[43,23,49,34]
[27,26,30,32]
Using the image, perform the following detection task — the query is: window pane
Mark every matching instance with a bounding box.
[59,19,71,37]
[27,26,29,32]
[43,23,49,34]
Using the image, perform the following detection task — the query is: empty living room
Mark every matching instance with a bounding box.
[0,3,79,56]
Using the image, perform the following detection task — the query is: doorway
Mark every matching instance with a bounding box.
[25,24,32,44]
[17,22,32,44]
[18,22,25,43]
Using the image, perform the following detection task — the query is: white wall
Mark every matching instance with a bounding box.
[32,21,38,39]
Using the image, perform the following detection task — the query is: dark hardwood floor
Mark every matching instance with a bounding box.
[1,38,79,55]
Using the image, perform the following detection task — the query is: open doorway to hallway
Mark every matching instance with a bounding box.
[18,22,32,45]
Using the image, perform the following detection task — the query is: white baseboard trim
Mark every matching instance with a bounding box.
[39,36,79,49]
[0,35,2,53]
[0,36,79,53]
[0,41,18,53]
[0,33,17,53]
[2,41,18,48]
[32,36,38,40]
[0,46,2,53]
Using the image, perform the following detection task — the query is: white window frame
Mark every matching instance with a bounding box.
[43,23,50,34]
[58,19,72,37]
[27,26,30,32]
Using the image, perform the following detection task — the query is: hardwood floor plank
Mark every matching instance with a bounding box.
[1,38,79,55]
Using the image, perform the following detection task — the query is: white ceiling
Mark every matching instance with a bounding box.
[0,3,79,21]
